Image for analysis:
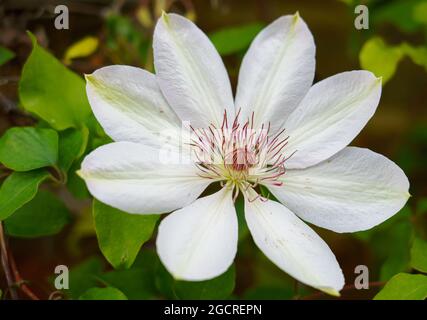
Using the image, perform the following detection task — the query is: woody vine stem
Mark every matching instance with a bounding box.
[0,222,39,300]
[0,222,18,299]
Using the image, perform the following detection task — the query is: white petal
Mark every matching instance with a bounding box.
[245,192,344,295]
[86,65,181,146]
[79,142,210,214]
[283,70,382,169]
[269,147,410,233]
[153,13,234,128]
[235,13,315,134]
[156,187,237,281]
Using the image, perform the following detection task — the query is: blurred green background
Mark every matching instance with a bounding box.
[0,0,426,300]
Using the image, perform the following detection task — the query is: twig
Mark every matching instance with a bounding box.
[8,250,39,300]
[0,76,20,86]
[0,222,18,299]
[0,92,18,112]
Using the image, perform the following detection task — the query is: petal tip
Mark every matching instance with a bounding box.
[167,268,221,282]
[318,287,341,297]
[161,10,170,24]
[75,169,85,179]
[84,73,94,83]
[172,273,185,281]
[293,11,300,23]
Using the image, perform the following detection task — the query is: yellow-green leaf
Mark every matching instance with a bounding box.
[360,37,427,85]
[374,273,427,300]
[360,37,404,84]
[63,36,99,65]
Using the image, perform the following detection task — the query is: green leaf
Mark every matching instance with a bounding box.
[79,287,127,300]
[63,36,99,65]
[400,43,427,71]
[0,127,58,171]
[153,254,176,299]
[66,162,90,199]
[417,198,427,215]
[130,249,173,299]
[243,285,294,300]
[93,200,160,269]
[99,267,157,300]
[413,1,427,25]
[360,37,404,84]
[209,23,264,55]
[410,237,427,273]
[0,46,15,66]
[4,190,71,238]
[354,206,412,240]
[65,206,95,256]
[354,207,413,281]
[58,127,89,172]
[66,257,104,299]
[372,0,425,33]
[174,266,235,299]
[0,170,49,220]
[19,32,91,130]
[235,195,249,241]
[127,249,240,300]
[374,273,427,300]
[379,219,413,281]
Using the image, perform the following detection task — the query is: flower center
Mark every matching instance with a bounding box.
[190,109,293,198]
[224,146,257,172]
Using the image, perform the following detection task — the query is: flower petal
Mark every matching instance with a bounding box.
[86,65,181,146]
[235,13,315,134]
[244,192,344,295]
[269,147,410,233]
[79,141,210,214]
[153,13,234,127]
[156,187,237,281]
[283,70,382,169]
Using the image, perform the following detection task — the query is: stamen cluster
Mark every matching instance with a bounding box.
[190,109,293,198]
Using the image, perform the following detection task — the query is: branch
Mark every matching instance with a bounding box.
[8,250,39,300]
[0,222,18,299]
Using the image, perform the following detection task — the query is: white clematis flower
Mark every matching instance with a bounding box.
[79,12,410,296]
